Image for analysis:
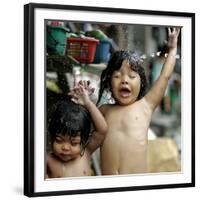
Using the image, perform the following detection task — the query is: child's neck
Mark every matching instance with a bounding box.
[115,100,137,107]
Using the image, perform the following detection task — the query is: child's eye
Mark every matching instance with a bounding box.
[71,142,80,146]
[55,138,62,144]
[72,143,79,146]
[113,74,120,78]
[70,136,81,146]
[129,75,136,79]
[55,136,63,143]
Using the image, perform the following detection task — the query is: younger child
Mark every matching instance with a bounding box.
[46,82,107,178]
[96,27,180,175]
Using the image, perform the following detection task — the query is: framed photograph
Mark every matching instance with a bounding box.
[24,3,195,197]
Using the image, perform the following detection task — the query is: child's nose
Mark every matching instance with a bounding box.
[121,76,128,84]
[62,142,71,151]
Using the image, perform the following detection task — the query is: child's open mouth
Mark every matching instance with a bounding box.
[119,88,131,98]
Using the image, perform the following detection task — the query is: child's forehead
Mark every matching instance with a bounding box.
[117,60,137,73]
[56,132,81,139]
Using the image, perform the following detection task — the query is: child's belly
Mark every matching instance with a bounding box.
[101,130,148,175]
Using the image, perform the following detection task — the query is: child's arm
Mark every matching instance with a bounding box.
[68,81,107,153]
[144,27,180,111]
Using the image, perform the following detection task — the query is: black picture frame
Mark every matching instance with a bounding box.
[24,3,195,197]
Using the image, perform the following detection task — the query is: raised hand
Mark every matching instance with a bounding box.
[68,80,94,106]
[144,27,180,111]
[77,80,95,96]
[167,27,180,49]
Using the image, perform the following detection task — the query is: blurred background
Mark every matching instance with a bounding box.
[45,20,181,175]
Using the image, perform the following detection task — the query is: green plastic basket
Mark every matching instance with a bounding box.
[47,25,68,55]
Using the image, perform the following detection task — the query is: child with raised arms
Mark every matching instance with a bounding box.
[95,27,180,175]
[46,81,107,178]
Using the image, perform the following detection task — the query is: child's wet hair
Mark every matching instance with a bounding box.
[97,50,147,104]
[48,100,91,147]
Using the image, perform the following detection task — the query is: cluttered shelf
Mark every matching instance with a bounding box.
[46,20,110,100]
[46,20,111,122]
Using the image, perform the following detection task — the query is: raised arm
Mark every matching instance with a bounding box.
[144,27,180,111]
[68,80,107,153]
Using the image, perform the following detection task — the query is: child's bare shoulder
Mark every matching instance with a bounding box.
[47,153,57,166]
[99,104,112,115]
[47,153,52,163]
[47,153,51,161]
[139,97,154,113]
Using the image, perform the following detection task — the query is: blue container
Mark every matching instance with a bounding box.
[93,41,110,63]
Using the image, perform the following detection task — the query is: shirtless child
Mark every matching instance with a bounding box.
[96,27,180,175]
[46,82,107,178]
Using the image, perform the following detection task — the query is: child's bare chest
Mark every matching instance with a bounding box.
[48,154,92,178]
[101,102,152,174]
[105,104,151,135]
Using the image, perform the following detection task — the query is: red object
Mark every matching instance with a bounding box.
[50,21,64,26]
[67,38,99,64]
